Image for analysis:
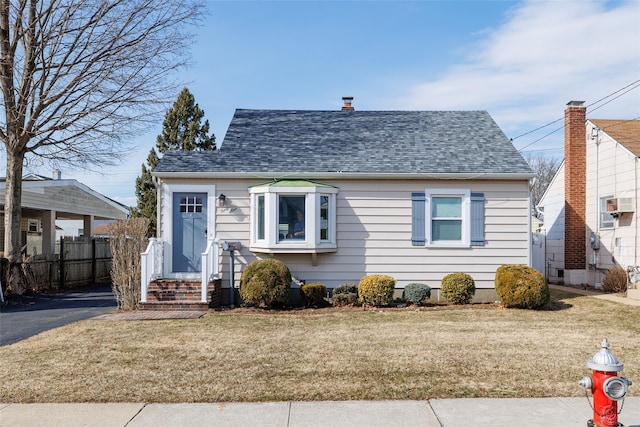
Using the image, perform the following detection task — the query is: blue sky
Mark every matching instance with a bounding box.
[36,0,640,206]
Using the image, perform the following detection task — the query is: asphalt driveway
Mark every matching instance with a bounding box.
[0,285,117,346]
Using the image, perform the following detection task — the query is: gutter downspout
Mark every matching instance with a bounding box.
[594,127,600,287]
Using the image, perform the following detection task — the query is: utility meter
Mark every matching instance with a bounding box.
[590,232,600,250]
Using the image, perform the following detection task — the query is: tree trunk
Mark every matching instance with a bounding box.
[4,148,26,295]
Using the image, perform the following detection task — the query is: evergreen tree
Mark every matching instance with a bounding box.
[133,88,215,236]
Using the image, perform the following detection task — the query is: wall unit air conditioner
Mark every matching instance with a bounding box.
[605,197,635,214]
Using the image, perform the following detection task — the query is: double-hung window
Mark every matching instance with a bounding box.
[250,180,338,253]
[599,195,614,229]
[412,189,485,247]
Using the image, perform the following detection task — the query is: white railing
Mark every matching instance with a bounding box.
[140,238,163,303]
[201,238,220,302]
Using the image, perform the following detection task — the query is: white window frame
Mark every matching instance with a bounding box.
[28,219,40,233]
[425,188,470,248]
[249,183,338,253]
[599,195,614,229]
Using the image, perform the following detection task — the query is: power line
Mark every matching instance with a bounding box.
[517,124,564,152]
[513,78,640,150]
[586,78,640,111]
[511,116,563,141]
[600,115,640,130]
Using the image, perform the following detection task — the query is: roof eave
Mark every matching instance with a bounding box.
[152,171,534,180]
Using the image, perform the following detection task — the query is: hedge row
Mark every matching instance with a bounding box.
[239,260,550,310]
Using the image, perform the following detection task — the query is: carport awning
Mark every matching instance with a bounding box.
[0,178,128,220]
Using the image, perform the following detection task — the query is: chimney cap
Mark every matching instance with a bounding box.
[341,96,354,111]
[566,100,585,107]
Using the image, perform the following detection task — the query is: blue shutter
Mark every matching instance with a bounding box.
[470,192,485,246]
[411,192,426,246]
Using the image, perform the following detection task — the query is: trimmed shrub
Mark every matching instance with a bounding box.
[300,283,327,308]
[441,272,475,305]
[495,264,550,309]
[403,282,431,305]
[239,258,291,307]
[358,274,395,307]
[333,283,357,295]
[331,283,358,306]
[602,265,628,293]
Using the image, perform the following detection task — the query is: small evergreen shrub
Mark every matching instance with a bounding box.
[358,275,395,306]
[239,258,291,307]
[300,283,327,308]
[333,283,357,295]
[331,283,358,306]
[441,272,475,305]
[602,265,628,293]
[403,282,431,305]
[494,264,550,309]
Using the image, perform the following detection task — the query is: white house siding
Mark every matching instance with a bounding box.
[585,122,639,286]
[159,178,531,300]
[539,162,566,283]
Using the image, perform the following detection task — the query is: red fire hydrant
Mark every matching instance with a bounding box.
[578,338,632,427]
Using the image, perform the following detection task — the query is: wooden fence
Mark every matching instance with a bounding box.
[22,237,113,292]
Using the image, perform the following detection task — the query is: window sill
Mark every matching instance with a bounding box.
[425,242,471,249]
[250,245,337,254]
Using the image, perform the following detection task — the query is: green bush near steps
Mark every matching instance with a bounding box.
[358,274,396,307]
[239,258,291,308]
[441,272,475,305]
[494,264,549,309]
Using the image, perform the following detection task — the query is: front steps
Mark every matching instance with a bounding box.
[140,279,211,311]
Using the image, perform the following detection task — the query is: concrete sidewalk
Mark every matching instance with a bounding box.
[1,398,639,426]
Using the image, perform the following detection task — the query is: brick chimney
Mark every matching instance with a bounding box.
[564,100,586,271]
[341,96,354,111]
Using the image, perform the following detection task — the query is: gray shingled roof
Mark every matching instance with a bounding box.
[155,109,532,176]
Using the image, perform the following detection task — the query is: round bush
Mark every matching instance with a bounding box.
[403,282,431,305]
[239,258,291,307]
[331,283,359,307]
[300,283,327,308]
[494,264,550,309]
[333,283,357,295]
[441,272,475,304]
[358,274,395,306]
[602,265,628,293]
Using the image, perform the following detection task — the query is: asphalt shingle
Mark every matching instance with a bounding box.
[155,109,532,175]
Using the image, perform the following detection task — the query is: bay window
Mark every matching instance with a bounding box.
[250,180,338,253]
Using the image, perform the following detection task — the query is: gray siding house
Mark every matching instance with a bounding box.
[144,99,533,306]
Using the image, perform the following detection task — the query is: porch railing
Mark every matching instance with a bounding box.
[140,238,219,304]
[140,238,163,303]
[201,238,220,302]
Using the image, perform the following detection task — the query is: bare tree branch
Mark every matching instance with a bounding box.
[1,0,206,293]
[523,152,561,214]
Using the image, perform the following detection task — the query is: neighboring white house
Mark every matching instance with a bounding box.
[538,101,639,286]
[146,98,534,305]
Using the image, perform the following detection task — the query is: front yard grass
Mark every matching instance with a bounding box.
[1,289,638,403]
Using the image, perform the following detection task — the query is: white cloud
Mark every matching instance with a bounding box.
[388,0,640,151]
